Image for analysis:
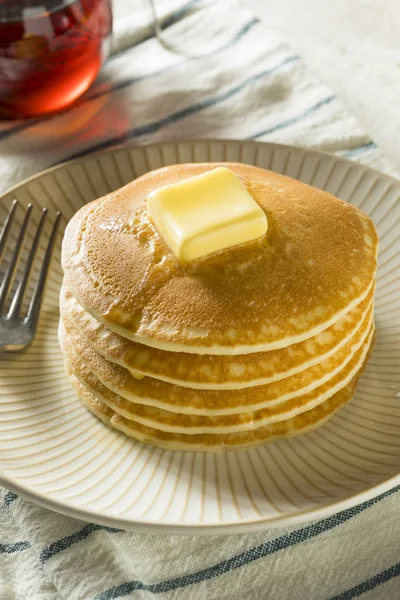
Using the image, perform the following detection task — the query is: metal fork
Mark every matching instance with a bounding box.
[0,200,62,352]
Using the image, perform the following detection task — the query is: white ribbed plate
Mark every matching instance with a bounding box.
[0,140,399,535]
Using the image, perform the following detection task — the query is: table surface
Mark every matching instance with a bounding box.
[251,0,400,168]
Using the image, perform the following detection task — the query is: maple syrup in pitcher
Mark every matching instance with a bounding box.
[0,0,112,118]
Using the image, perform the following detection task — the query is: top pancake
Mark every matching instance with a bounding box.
[62,163,378,355]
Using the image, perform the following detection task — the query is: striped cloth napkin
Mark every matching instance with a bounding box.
[1,1,399,598]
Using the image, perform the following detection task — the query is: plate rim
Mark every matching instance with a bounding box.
[1,137,399,198]
[1,137,399,535]
[1,466,399,535]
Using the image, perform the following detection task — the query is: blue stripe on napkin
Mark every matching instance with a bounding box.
[330,561,400,600]
[248,94,336,139]
[93,484,400,600]
[40,524,122,563]
[0,541,31,554]
[4,491,18,507]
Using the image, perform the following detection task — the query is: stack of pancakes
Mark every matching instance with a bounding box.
[60,163,378,451]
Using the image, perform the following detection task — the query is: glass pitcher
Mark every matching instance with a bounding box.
[0,0,113,118]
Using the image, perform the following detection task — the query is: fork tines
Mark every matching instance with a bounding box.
[0,200,62,321]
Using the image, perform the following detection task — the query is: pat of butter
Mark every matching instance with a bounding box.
[147,167,268,260]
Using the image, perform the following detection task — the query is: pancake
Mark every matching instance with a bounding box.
[59,305,373,416]
[60,284,374,389]
[68,344,371,451]
[61,163,378,355]
[74,381,114,424]
[63,323,375,434]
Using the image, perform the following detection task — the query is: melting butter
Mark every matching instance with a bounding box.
[147,167,268,261]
